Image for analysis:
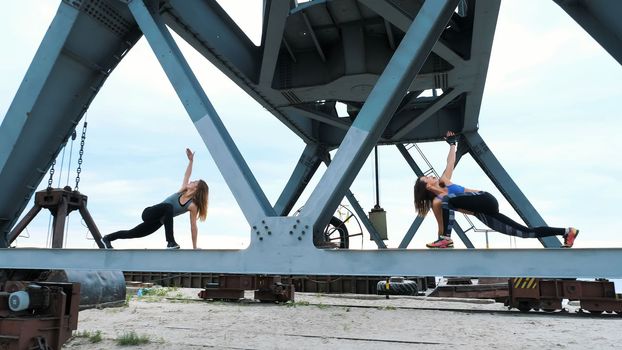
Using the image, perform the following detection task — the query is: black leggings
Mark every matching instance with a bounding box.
[107,203,176,243]
[441,191,565,238]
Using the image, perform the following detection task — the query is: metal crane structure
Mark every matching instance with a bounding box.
[1,0,621,277]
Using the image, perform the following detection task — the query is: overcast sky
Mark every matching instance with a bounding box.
[1,0,621,251]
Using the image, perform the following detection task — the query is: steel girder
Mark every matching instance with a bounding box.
[1,246,621,279]
[554,0,622,65]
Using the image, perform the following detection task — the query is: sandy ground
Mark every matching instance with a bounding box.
[64,288,622,349]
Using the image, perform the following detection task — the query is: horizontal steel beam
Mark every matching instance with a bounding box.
[1,247,620,279]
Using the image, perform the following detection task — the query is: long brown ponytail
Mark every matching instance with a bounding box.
[414,178,436,217]
[193,180,209,221]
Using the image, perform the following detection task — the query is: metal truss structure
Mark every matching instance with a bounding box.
[1,0,622,278]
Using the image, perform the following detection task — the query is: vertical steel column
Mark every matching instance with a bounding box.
[462,131,561,247]
[128,0,275,224]
[395,144,474,248]
[301,0,460,239]
[274,144,325,216]
[51,197,68,248]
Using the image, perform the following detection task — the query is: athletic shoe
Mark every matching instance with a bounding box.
[101,235,113,249]
[562,228,579,248]
[426,236,454,249]
[166,242,180,249]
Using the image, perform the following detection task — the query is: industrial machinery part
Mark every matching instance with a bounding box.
[198,275,294,303]
[7,187,105,248]
[1,269,126,310]
[428,277,509,302]
[507,278,622,314]
[376,277,419,296]
[41,269,126,309]
[0,281,80,350]
[125,272,434,294]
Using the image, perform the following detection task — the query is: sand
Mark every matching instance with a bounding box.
[64,288,622,349]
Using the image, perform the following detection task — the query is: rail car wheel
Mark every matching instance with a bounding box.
[517,301,531,313]
[294,204,364,249]
[541,308,557,313]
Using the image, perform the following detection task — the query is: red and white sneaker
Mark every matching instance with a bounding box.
[426,236,454,249]
[562,228,579,248]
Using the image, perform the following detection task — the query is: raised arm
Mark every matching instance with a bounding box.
[189,205,199,249]
[180,148,194,191]
[439,131,457,184]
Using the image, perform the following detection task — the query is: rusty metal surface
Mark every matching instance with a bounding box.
[508,278,622,313]
[196,275,294,302]
[0,281,80,350]
[8,188,104,248]
[123,272,433,295]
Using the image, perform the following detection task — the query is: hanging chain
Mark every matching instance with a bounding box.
[47,160,56,190]
[74,122,88,191]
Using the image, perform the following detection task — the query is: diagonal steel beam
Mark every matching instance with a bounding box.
[392,88,464,139]
[274,144,326,216]
[344,191,387,249]
[358,0,466,68]
[301,0,460,239]
[129,0,275,224]
[259,0,291,85]
[285,106,351,130]
[462,131,561,248]
[302,11,326,62]
[554,0,622,66]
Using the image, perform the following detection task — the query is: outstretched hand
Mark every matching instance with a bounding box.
[186,148,195,162]
[444,131,457,145]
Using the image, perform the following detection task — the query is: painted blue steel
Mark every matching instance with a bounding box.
[0,3,81,247]
[166,0,260,83]
[128,0,276,224]
[453,225,475,249]
[301,0,461,235]
[274,144,324,216]
[399,216,425,249]
[344,191,387,249]
[162,0,314,144]
[462,132,561,248]
[259,0,291,85]
[554,0,622,66]
[1,247,621,279]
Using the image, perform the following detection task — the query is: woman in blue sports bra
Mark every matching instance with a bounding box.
[414,131,578,249]
[102,148,209,249]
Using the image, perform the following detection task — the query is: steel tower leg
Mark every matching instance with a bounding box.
[0,3,81,248]
[274,144,326,216]
[128,0,276,225]
[462,131,561,247]
[301,0,460,241]
[395,144,474,248]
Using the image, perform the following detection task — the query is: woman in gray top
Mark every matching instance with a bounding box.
[102,148,209,249]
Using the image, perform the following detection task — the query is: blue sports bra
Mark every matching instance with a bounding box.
[437,183,465,199]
